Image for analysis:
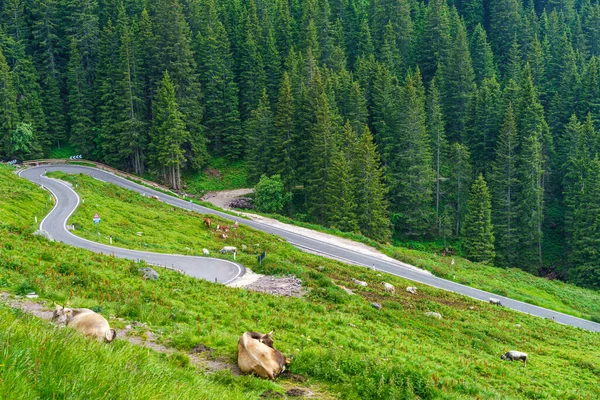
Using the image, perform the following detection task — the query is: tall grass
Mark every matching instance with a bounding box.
[2,165,600,399]
[0,305,271,399]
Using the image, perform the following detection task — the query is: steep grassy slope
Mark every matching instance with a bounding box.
[55,170,600,322]
[2,165,600,399]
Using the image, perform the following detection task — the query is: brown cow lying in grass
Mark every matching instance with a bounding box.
[238,331,290,380]
[52,304,116,342]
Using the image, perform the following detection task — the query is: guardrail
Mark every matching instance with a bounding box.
[21,158,179,197]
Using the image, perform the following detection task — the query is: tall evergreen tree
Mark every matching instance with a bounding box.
[427,79,447,234]
[392,68,434,237]
[353,125,390,242]
[325,148,359,232]
[0,47,19,158]
[149,71,189,190]
[491,104,520,267]
[246,90,274,184]
[462,173,495,263]
[271,72,296,191]
[447,143,472,237]
[66,40,95,157]
[195,2,242,157]
[440,21,476,142]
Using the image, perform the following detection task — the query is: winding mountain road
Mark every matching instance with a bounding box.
[19,164,600,332]
[19,166,244,285]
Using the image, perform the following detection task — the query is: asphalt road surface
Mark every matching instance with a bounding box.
[19,164,600,332]
[19,166,244,284]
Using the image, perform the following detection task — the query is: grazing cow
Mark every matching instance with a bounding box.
[382,282,395,295]
[216,225,230,232]
[232,222,239,230]
[425,311,442,319]
[501,351,528,367]
[203,218,211,228]
[52,305,116,342]
[489,298,503,307]
[351,278,368,287]
[238,331,290,380]
[406,286,417,294]
[219,233,229,239]
[220,246,237,254]
[150,195,159,200]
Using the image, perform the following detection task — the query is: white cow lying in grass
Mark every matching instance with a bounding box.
[501,351,528,367]
[52,304,116,342]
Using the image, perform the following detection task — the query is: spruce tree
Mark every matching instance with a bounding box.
[440,22,476,142]
[306,68,339,224]
[491,104,520,267]
[392,68,434,237]
[325,148,359,232]
[470,23,497,84]
[353,126,391,242]
[462,174,495,264]
[416,0,451,83]
[0,47,19,158]
[466,76,502,174]
[246,90,274,184]
[66,40,95,157]
[427,79,447,234]
[149,71,189,190]
[447,143,472,237]
[489,0,521,69]
[271,72,296,191]
[195,4,242,157]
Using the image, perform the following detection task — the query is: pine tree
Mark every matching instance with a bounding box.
[489,0,521,69]
[490,104,520,267]
[462,174,495,263]
[195,3,242,157]
[416,0,451,83]
[246,90,274,184]
[0,47,19,158]
[353,126,390,242]
[392,68,434,237]
[470,23,497,84]
[153,0,207,167]
[271,72,296,191]
[447,143,472,237]
[427,79,447,234]
[466,76,502,174]
[440,21,476,142]
[238,13,267,124]
[66,40,95,157]
[325,148,359,232]
[306,68,339,224]
[149,71,189,190]
[113,15,146,174]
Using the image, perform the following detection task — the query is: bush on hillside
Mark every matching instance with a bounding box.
[253,175,291,214]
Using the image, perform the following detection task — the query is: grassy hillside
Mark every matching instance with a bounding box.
[55,170,600,322]
[2,165,600,399]
[0,305,270,399]
[184,157,248,195]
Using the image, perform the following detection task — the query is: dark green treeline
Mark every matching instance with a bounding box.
[1,0,600,286]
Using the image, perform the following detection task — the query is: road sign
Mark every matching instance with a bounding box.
[257,251,266,265]
[93,212,101,224]
[69,154,83,160]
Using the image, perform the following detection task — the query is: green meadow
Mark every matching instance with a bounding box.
[0,164,599,399]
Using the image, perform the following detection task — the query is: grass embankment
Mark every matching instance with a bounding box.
[2,165,600,398]
[0,305,269,399]
[233,207,600,322]
[184,157,247,194]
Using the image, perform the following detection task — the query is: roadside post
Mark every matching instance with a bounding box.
[257,251,266,265]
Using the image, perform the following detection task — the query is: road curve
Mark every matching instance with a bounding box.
[20,164,600,332]
[18,166,244,285]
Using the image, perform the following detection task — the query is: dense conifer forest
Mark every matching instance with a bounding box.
[1,0,600,287]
